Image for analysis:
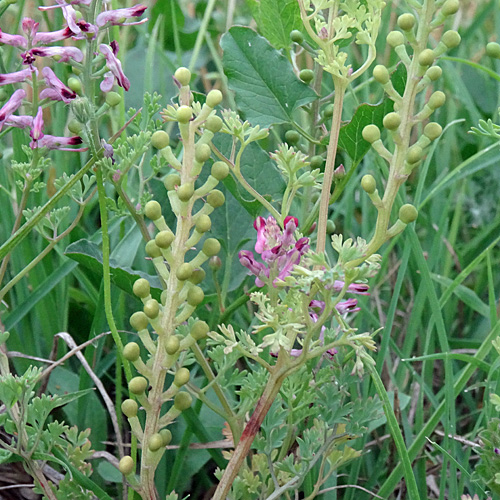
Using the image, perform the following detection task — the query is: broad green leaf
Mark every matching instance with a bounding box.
[260,0,301,50]
[221,27,317,127]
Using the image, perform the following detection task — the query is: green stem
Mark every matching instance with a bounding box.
[188,0,217,72]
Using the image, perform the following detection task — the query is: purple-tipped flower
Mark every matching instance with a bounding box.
[96,5,147,27]
[30,107,45,145]
[39,0,81,34]
[0,67,35,86]
[99,43,130,91]
[0,29,27,48]
[332,280,370,295]
[4,115,33,129]
[0,89,26,131]
[29,46,84,63]
[39,67,77,103]
[32,134,83,150]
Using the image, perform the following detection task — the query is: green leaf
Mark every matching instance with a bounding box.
[259,0,301,50]
[221,27,317,128]
[0,449,13,464]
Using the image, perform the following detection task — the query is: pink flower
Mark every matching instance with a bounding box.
[38,0,81,34]
[0,29,27,48]
[39,67,77,103]
[0,18,72,47]
[31,134,83,150]
[0,89,26,131]
[4,115,33,129]
[332,280,370,295]
[29,46,84,63]
[0,68,35,86]
[99,43,130,91]
[30,107,45,145]
[96,5,147,27]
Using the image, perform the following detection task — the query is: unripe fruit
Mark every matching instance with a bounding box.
[118,456,135,475]
[68,119,83,134]
[383,112,401,130]
[209,256,222,270]
[156,231,175,249]
[428,91,446,109]
[67,77,82,93]
[174,367,190,387]
[191,320,209,340]
[177,183,195,202]
[129,376,148,395]
[123,342,141,362]
[165,335,180,355]
[310,155,323,169]
[397,13,415,31]
[442,30,461,49]
[187,286,204,306]
[426,66,442,81]
[133,278,150,298]
[424,122,442,140]
[176,262,194,281]
[174,392,192,411]
[486,42,500,59]
[441,0,459,16]
[361,174,376,194]
[145,200,162,221]
[130,311,149,331]
[160,429,172,446]
[195,214,212,233]
[285,130,300,144]
[144,299,160,319]
[407,145,423,164]
[164,174,181,191]
[174,67,191,86]
[195,143,211,163]
[326,220,336,233]
[207,190,225,208]
[177,106,193,123]
[145,240,162,258]
[205,115,223,133]
[105,91,121,107]
[299,69,314,83]
[121,399,138,418]
[373,65,390,84]
[399,204,418,224]
[387,31,405,47]
[151,130,170,149]
[190,268,206,285]
[323,104,334,118]
[203,238,221,256]
[211,161,229,180]
[362,124,381,143]
[206,89,223,108]
[418,49,435,67]
[149,433,164,452]
[290,29,304,44]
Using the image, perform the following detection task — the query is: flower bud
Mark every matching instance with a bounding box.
[486,42,500,59]
[145,200,162,221]
[290,30,304,44]
[323,104,334,118]
[195,214,212,233]
[67,77,82,94]
[299,69,314,83]
[383,112,401,130]
[399,204,418,224]
[418,49,434,67]
[406,145,423,164]
[174,67,191,86]
[145,240,162,258]
[362,124,381,143]
[387,31,405,47]
[426,66,442,81]
[428,91,446,110]
[442,30,461,49]
[130,311,149,331]
[373,65,390,84]
[121,399,138,418]
[164,174,181,191]
[149,433,164,452]
[177,106,193,123]
[326,220,336,233]
[119,456,135,475]
[211,161,229,180]
[151,130,170,149]
[209,256,222,270]
[361,174,376,194]
[285,130,300,144]
[129,376,148,395]
[424,122,442,140]
[441,0,459,16]
[187,286,204,306]
[174,367,190,387]
[123,342,141,362]
[205,115,223,133]
[160,429,172,446]
[203,238,221,256]
[206,89,223,108]
[156,230,175,249]
[207,190,225,208]
[133,278,150,298]
[195,143,211,163]
[174,392,192,411]
[397,13,415,31]
[105,91,121,107]
[190,269,206,285]
[165,335,180,355]
[68,119,83,134]
[309,155,323,169]
[176,263,194,281]
[177,183,195,202]
[144,299,160,319]
[191,320,209,340]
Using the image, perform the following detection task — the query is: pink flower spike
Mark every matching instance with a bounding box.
[30,107,44,143]
[0,89,26,131]
[96,5,147,27]
[31,134,83,150]
[40,67,77,103]
[0,29,27,48]
[99,44,130,91]
[0,68,35,86]
[30,46,84,63]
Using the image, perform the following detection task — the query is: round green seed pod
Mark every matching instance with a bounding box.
[155,231,175,249]
[174,392,192,411]
[362,124,381,143]
[174,367,190,387]
[290,29,304,44]
[145,200,162,221]
[418,49,435,67]
[130,311,149,331]
[144,299,160,319]
[397,13,415,31]
[361,174,376,194]
[441,0,459,16]
[373,65,390,84]
[309,155,323,169]
[383,112,401,130]
[326,220,336,234]
[189,268,206,285]
[486,42,500,59]
[399,204,418,224]
[118,456,135,475]
[123,342,141,362]
[424,122,442,140]
[195,143,211,163]
[195,214,212,233]
[323,104,334,118]
[207,190,225,208]
[285,130,300,144]
[211,161,229,180]
[442,30,461,49]
[129,376,148,395]
[133,278,150,299]
[121,399,138,418]
[105,91,121,107]
[205,115,223,133]
[160,429,172,446]
[68,119,83,134]
[176,263,194,281]
[191,320,209,340]
[206,89,223,108]
[177,106,193,123]
[165,335,180,355]
[299,69,314,83]
[387,31,405,47]
[177,183,195,202]
[151,130,170,149]
[174,67,191,86]
[67,77,82,93]
[203,238,221,256]
[187,286,204,306]
[164,174,181,192]
[406,145,423,164]
[145,240,162,259]
[149,433,164,452]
